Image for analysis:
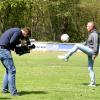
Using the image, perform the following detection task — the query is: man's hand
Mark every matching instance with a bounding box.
[20,40,27,46]
[92,54,98,61]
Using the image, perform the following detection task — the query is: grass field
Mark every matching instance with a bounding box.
[0,51,100,100]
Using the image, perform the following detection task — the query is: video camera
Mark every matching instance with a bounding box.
[15,39,35,56]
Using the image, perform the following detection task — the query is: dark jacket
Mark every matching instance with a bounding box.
[0,28,22,50]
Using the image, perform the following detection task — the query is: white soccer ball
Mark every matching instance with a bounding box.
[61,34,69,42]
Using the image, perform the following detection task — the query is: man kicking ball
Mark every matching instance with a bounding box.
[58,21,99,87]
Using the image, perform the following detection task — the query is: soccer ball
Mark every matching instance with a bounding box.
[61,34,69,42]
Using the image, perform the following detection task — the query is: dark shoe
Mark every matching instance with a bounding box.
[12,92,20,96]
[2,90,9,93]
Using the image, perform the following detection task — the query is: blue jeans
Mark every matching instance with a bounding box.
[65,43,95,83]
[0,48,17,95]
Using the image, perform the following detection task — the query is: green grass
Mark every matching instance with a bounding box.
[0,51,100,100]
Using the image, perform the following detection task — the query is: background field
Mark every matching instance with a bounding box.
[0,51,100,100]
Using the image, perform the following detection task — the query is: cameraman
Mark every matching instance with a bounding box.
[0,27,31,96]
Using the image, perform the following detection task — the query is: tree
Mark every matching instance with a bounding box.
[0,0,100,42]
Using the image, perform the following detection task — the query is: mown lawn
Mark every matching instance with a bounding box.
[0,51,100,100]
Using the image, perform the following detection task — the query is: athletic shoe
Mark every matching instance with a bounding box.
[2,90,9,93]
[11,92,20,96]
[57,55,68,62]
[88,82,96,87]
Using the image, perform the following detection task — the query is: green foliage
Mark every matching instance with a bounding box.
[0,0,100,42]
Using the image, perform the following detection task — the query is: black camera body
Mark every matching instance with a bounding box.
[15,44,35,56]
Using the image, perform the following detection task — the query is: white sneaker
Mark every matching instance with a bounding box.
[57,55,68,62]
[88,82,96,87]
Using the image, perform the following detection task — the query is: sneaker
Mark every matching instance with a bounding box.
[88,82,96,87]
[2,90,9,93]
[58,55,68,62]
[11,92,20,96]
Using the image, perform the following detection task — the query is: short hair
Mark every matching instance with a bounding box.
[87,21,96,29]
[22,27,31,36]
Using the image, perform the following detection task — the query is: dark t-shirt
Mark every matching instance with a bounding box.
[0,28,22,50]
